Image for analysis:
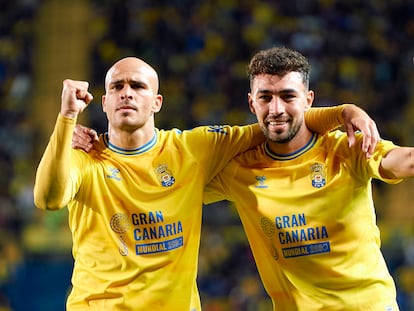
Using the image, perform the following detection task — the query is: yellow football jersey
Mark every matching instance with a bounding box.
[204,130,401,311]
[34,114,263,310]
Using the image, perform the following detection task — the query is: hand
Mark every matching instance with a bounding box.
[342,104,380,158]
[61,79,94,119]
[72,124,99,152]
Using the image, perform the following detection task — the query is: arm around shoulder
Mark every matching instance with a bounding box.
[306,104,380,158]
[304,105,346,133]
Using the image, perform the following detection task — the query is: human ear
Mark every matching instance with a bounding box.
[102,95,107,112]
[304,90,314,111]
[248,93,256,114]
[152,94,163,113]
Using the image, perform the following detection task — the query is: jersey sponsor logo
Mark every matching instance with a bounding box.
[278,225,329,244]
[310,162,326,188]
[110,213,131,256]
[110,211,184,256]
[131,211,183,254]
[261,213,331,259]
[207,125,228,135]
[282,242,330,258]
[133,221,183,241]
[261,217,279,260]
[110,213,131,233]
[107,167,121,181]
[255,176,268,188]
[118,235,128,256]
[135,237,183,255]
[155,164,175,187]
[261,217,275,237]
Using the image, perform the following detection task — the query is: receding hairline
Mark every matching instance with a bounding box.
[105,57,160,92]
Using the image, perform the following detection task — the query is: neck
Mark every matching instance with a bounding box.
[107,127,155,150]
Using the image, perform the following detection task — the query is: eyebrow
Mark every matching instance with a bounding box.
[109,79,123,85]
[109,79,147,87]
[257,88,298,94]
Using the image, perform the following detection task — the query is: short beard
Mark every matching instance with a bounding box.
[262,117,303,144]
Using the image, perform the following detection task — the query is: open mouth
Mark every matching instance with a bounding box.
[267,119,288,131]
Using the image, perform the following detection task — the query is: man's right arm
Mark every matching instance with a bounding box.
[33,115,78,210]
[34,79,93,210]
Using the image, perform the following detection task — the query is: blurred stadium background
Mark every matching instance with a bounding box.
[1,0,414,310]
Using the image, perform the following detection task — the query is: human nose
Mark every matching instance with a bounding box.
[268,97,284,114]
[120,85,133,100]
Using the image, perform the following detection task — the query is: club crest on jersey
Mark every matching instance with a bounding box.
[310,162,326,188]
[155,164,175,187]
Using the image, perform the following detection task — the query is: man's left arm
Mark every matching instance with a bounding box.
[305,104,380,158]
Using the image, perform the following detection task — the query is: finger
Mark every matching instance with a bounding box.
[344,123,356,148]
[73,125,92,150]
[86,128,99,142]
[72,139,90,151]
[372,121,381,142]
[360,131,372,156]
[72,141,93,152]
[358,120,374,155]
[75,125,94,143]
[365,123,380,158]
[72,124,98,153]
[75,88,94,105]
[82,90,94,105]
[72,133,94,152]
[74,124,88,135]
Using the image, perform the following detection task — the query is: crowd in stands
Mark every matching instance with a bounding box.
[1,0,414,310]
[0,0,39,309]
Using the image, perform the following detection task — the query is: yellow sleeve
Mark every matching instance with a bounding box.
[33,114,77,210]
[305,104,349,133]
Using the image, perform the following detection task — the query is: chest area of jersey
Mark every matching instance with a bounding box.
[97,153,200,189]
[244,160,332,192]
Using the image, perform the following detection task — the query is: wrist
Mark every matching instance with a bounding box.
[339,103,354,124]
[60,109,78,120]
[59,111,78,120]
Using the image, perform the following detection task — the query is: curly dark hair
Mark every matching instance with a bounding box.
[247,47,310,89]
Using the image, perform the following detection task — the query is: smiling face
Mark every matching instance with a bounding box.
[248,71,314,153]
[102,57,162,133]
